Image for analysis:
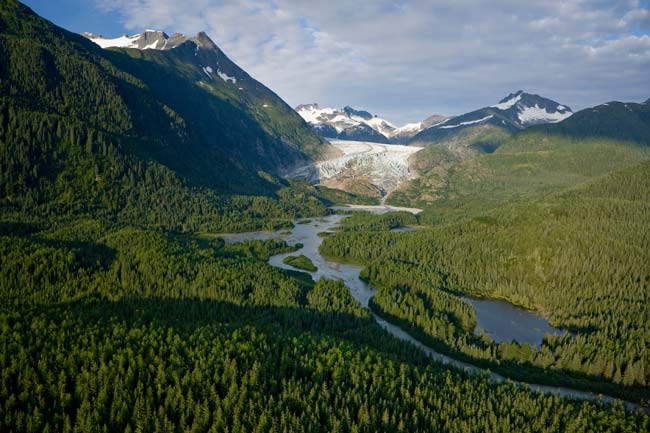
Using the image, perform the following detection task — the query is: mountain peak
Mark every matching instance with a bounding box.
[490,91,572,126]
[295,104,430,143]
[343,106,373,120]
[295,103,321,111]
[194,31,218,50]
[494,90,529,107]
[82,30,219,52]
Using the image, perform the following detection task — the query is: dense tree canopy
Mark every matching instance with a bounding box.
[2,218,648,432]
[1,1,649,431]
[322,160,650,403]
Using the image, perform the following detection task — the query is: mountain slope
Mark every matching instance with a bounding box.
[530,100,650,145]
[0,0,330,230]
[410,91,572,148]
[322,159,650,402]
[83,28,330,171]
[390,99,650,214]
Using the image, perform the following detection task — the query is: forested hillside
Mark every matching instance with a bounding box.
[532,101,650,145]
[1,1,649,431]
[391,114,650,220]
[2,217,648,432]
[387,132,650,223]
[322,160,650,403]
[0,0,332,232]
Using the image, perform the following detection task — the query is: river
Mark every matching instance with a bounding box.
[221,209,645,412]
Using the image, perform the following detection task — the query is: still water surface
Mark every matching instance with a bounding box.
[464,297,564,347]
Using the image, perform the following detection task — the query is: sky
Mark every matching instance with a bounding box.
[23,0,650,125]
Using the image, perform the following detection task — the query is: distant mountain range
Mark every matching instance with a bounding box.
[295,104,447,143]
[297,91,572,146]
[410,91,572,146]
[389,96,650,209]
[295,95,650,202]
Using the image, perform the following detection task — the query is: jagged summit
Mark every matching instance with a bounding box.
[295,103,322,111]
[81,30,219,52]
[343,106,373,120]
[295,104,436,143]
[82,29,244,89]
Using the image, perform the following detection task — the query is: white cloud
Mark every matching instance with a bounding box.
[95,0,650,124]
[622,8,650,27]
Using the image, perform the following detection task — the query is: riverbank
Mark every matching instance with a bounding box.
[221,210,647,413]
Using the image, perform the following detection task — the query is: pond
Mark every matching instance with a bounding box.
[463,297,565,347]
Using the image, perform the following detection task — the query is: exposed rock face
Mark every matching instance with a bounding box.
[81,30,223,51]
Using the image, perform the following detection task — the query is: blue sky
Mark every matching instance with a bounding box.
[23,0,128,37]
[22,0,650,125]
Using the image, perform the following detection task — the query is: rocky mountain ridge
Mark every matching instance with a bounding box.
[295,103,449,143]
[298,91,572,146]
[410,91,572,145]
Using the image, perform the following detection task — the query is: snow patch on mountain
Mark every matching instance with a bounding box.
[440,115,494,129]
[518,104,572,125]
[298,105,337,123]
[491,93,522,110]
[295,104,429,141]
[202,66,214,79]
[395,122,424,134]
[365,116,397,135]
[86,33,142,49]
[217,70,237,83]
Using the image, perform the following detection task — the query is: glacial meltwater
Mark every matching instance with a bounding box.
[220,207,643,411]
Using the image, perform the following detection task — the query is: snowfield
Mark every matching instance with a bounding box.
[86,34,142,49]
[291,140,422,194]
[518,104,572,125]
[439,115,494,129]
